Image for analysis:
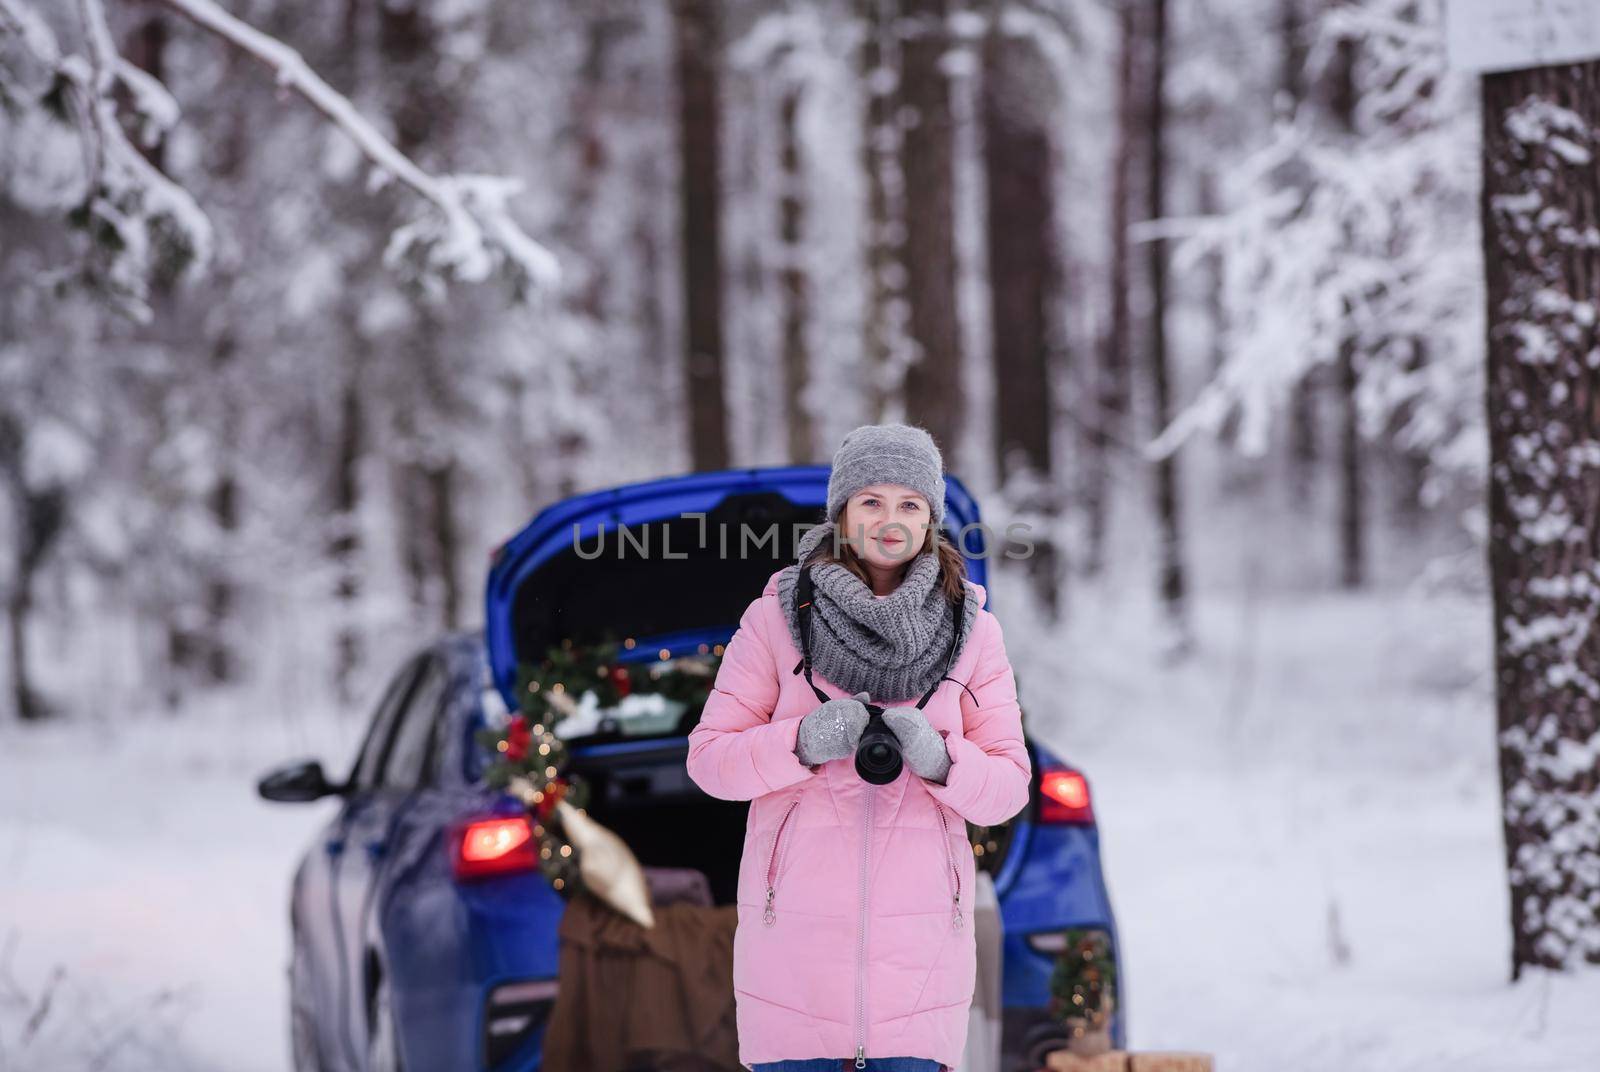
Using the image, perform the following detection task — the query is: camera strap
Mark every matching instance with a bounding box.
[791,563,966,712]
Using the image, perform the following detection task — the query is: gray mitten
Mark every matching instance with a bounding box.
[794,692,872,767]
[881,707,952,784]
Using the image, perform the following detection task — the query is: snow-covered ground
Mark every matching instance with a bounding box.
[1007,558,1600,1072]
[0,702,357,1071]
[3,557,1598,1071]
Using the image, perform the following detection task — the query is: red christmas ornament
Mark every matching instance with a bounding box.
[536,777,569,820]
[610,665,632,698]
[505,715,533,762]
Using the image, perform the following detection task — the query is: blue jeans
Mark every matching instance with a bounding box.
[750,1060,945,1072]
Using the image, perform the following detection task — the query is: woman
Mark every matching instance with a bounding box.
[685,423,1032,1072]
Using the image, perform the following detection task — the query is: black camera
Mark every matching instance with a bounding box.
[855,704,902,785]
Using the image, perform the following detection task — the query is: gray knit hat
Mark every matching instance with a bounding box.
[824,422,947,530]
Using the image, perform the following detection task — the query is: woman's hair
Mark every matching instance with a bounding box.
[804,515,968,603]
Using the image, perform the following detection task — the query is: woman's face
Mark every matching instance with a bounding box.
[840,484,932,569]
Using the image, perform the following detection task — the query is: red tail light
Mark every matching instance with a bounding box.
[1038,768,1094,824]
[453,816,540,880]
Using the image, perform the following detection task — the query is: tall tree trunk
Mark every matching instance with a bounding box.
[1284,0,1318,501]
[331,364,364,707]
[673,0,731,471]
[897,0,963,451]
[206,332,239,682]
[426,454,461,628]
[1324,35,1363,588]
[326,0,369,708]
[634,194,669,457]
[1328,32,1365,588]
[5,582,37,720]
[1391,336,1431,523]
[126,11,199,701]
[1336,336,1364,587]
[859,0,903,425]
[1198,167,1244,460]
[381,0,465,632]
[778,84,814,464]
[0,415,65,721]
[1481,59,1600,977]
[397,317,463,632]
[982,13,1062,615]
[1144,0,1189,653]
[198,49,253,685]
[392,409,431,613]
[1087,0,1141,577]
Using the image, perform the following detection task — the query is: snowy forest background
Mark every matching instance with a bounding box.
[2,0,1599,1069]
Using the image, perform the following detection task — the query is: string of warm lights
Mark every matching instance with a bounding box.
[1048,929,1117,1042]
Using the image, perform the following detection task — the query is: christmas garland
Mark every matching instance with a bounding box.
[475,632,722,895]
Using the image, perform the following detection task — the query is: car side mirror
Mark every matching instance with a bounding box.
[258,759,344,803]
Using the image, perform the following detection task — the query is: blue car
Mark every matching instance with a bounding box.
[259,464,1124,1072]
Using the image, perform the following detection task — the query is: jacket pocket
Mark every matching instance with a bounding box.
[762,792,803,926]
[934,803,963,931]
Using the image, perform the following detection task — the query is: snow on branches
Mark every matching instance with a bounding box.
[1148,0,1484,499]
[1,0,211,320]
[0,0,558,320]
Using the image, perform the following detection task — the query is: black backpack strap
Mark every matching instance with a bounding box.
[793,565,832,705]
[913,587,968,711]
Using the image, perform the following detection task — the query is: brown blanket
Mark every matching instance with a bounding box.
[540,889,742,1072]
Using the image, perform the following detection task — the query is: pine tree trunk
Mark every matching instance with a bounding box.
[381,1,467,632]
[5,583,36,721]
[0,414,62,721]
[327,2,368,708]
[393,417,431,613]
[982,17,1062,615]
[1284,0,1317,503]
[897,0,963,451]
[427,458,461,629]
[331,368,363,708]
[778,85,814,465]
[1337,337,1364,587]
[859,0,902,426]
[1481,59,1600,976]
[673,0,731,471]
[128,11,209,700]
[1088,0,1140,577]
[200,57,251,685]
[1144,0,1189,652]
[1328,34,1365,588]
[1392,337,1432,523]
[0,415,65,719]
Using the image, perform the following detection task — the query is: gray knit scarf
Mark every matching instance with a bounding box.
[774,523,980,704]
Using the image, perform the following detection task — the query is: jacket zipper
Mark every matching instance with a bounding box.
[935,803,963,931]
[854,784,875,1069]
[763,796,801,926]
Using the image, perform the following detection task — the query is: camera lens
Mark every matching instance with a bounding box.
[855,708,902,785]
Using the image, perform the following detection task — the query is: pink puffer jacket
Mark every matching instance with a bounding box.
[685,568,1032,1070]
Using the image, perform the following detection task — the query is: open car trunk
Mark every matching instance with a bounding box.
[565,740,750,906]
[485,467,990,706]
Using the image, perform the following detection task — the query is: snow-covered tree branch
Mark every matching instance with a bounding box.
[0,0,558,321]
[1147,0,1483,502]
